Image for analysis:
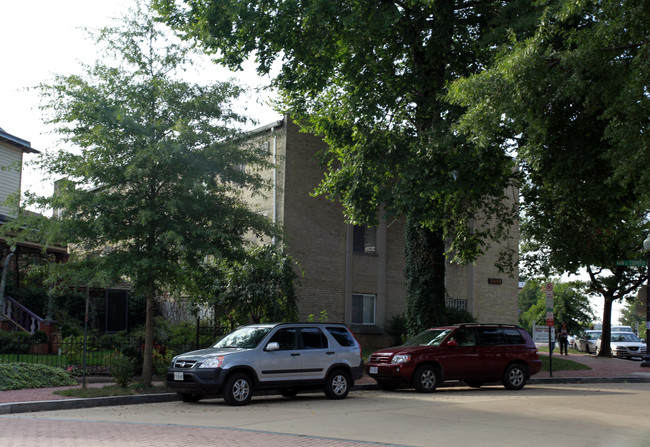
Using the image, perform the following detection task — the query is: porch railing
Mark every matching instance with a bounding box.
[1,295,44,334]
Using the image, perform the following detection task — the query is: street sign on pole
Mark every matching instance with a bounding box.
[616,260,646,267]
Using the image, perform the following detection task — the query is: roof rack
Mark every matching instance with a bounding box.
[453,323,521,328]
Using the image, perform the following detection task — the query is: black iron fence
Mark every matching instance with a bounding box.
[0,327,227,376]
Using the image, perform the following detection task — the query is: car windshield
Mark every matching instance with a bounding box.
[213,327,272,349]
[586,332,601,340]
[404,329,452,347]
[611,333,641,342]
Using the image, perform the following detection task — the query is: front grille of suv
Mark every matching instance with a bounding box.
[369,354,392,364]
[173,360,197,368]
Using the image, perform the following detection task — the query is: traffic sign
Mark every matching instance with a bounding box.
[545,282,554,294]
[616,260,646,267]
[545,282,554,310]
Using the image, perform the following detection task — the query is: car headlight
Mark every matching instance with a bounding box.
[391,354,411,364]
[199,356,224,368]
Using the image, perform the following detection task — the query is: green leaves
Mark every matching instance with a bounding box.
[8,1,277,301]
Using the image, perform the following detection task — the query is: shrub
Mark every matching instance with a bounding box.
[98,331,130,350]
[31,330,49,344]
[105,350,136,387]
[0,363,76,391]
[60,334,98,363]
[446,307,477,325]
[0,331,31,354]
[385,313,407,346]
[153,350,173,378]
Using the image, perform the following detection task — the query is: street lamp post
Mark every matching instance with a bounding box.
[642,234,650,368]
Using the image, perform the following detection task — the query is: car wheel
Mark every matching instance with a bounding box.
[376,380,398,391]
[324,370,351,400]
[178,392,203,403]
[223,373,253,406]
[412,365,439,393]
[502,364,527,390]
[280,388,298,398]
[465,381,483,389]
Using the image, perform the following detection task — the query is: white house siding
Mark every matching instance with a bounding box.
[0,142,23,218]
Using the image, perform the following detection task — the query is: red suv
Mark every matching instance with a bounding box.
[365,323,541,392]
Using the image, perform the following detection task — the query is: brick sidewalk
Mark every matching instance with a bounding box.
[0,418,393,447]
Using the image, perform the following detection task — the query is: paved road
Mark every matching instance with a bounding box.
[2,383,650,447]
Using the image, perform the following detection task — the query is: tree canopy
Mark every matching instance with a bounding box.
[2,1,275,384]
[155,0,522,332]
[449,0,650,355]
[518,280,594,335]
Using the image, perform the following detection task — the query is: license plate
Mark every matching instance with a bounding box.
[174,372,184,381]
[369,366,378,374]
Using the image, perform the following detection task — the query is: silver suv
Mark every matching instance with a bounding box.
[166,322,364,405]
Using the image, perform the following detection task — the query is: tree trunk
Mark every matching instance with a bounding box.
[404,214,447,336]
[598,295,613,357]
[141,291,155,386]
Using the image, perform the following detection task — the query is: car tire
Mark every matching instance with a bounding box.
[178,392,203,403]
[465,381,483,389]
[223,372,253,406]
[502,364,527,390]
[412,365,439,393]
[324,370,351,400]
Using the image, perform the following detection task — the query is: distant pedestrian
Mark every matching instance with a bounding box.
[558,322,569,355]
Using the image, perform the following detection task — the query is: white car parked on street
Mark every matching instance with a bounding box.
[596,332,647,359]
[575,330,601,354]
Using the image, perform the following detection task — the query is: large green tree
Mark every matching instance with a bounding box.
[518,280,594,335]
[449,0,649,355]
[155,0,521,333]
[219,244,300,324]
[3,2,274,385]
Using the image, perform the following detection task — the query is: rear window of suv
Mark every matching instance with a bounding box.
[503,328,526,344]
[326,327,355,347]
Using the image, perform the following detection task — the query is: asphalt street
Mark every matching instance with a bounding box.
[2,383,650,447]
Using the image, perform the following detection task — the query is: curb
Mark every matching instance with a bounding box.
[3,377,650,415]
[0,393,179,415]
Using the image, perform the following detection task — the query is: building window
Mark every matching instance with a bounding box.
[446,298,467,311]
[353,225,376,254]
[352,293,376,325]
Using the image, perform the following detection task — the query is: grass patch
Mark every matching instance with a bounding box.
[55,382,171,398]
[535,345,582,354]
[539,354,591,372]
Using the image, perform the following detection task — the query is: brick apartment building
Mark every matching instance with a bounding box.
[244,117,519,347]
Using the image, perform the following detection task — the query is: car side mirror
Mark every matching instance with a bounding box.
[446,340,458,348]
[265,342,279,352]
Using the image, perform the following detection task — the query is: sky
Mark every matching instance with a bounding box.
[0,0,281,198]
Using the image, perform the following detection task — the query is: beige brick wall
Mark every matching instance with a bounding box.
[245,118,519,347]
[281,120,348,321]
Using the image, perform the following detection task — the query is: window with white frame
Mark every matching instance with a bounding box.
[352,293,376,325]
